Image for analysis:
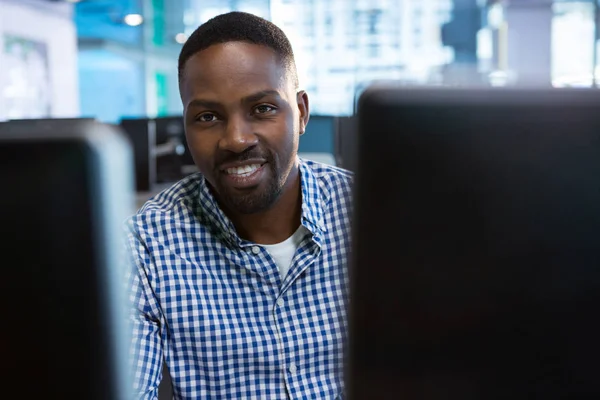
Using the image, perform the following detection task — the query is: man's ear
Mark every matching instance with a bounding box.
[297,90,310,135]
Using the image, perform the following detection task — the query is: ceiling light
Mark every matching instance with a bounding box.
[123,14,144,27]
[175,33,188,44]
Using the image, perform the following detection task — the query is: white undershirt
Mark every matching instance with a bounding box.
[261,226,308,279]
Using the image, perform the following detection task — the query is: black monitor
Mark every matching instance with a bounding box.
[155,115,184,146]
[155,116,193,181]
[120,116,195,192]
[334,115,358,171]
[0,119,134,399]
[120,118,156,192]
[350,87,600,399]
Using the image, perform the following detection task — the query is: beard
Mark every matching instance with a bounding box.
[217,160,283,214]
[211,147,293,215]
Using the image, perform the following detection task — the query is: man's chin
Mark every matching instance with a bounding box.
[225,196,272,215]
[219,185,281,215]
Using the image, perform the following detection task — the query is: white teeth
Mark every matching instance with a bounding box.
[226,164,261,176]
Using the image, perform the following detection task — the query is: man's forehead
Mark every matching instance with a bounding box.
[184,42,286,80]
[180,43,293,101]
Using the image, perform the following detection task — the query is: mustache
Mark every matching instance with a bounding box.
[214,146,273,169]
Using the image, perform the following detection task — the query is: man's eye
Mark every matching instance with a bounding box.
[254,105,275,114]
[197,113,217,122]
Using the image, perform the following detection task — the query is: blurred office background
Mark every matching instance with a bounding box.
[1,0,599,194]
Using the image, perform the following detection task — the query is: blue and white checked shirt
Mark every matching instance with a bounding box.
[125,158,353,399]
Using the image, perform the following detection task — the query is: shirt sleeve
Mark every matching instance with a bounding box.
[125,226,165,400]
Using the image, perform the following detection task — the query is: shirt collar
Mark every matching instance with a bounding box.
[196,157,326,247]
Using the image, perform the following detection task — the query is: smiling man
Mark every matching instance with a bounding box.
[125,12,352,399]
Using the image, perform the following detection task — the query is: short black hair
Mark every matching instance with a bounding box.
[178,12,298,88]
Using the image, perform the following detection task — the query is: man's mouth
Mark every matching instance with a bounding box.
[219,160,268,189]
[224,163,263,177]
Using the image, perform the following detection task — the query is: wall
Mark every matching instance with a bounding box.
[301,115,334,154]
[0,0,79,121]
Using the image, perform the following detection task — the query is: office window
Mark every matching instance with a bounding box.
[325,14,333,36]
[368,44,380,58]
[552,1,596,87]
[368,10,382,35]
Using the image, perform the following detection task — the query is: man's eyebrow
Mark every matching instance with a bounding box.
[241,90,282,104]
[186,90,282,110]
[187,98,222,109]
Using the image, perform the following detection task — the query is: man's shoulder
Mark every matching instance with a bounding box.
[301,158,353,201]
[302,158,353,186]
[127,173,203,231]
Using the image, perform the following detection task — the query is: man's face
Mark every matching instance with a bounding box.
[180,41,308,214]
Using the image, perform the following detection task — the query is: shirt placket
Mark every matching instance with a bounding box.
[275,239,321,399]
[243,244,291,398]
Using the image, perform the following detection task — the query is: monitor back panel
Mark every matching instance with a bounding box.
[0,120,133,399]
[350,88,600,399]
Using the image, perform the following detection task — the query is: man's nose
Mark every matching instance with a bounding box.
[219,115,259,153]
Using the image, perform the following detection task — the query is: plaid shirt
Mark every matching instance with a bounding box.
[125,158,353,399]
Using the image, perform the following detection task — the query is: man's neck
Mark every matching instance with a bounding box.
[228,168,302,245]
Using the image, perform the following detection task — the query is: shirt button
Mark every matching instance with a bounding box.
[276,298,284,307]
[251,246,261,255]
[289,363,298,374]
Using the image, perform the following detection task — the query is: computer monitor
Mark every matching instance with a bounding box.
[350,87,600,399]
[120,117,156,192]
[120,116,195,192]
[334,115,358,171]
[0,119,135,399]
[155,116,192,181]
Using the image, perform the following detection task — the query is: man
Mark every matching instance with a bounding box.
[125,11,352,399]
